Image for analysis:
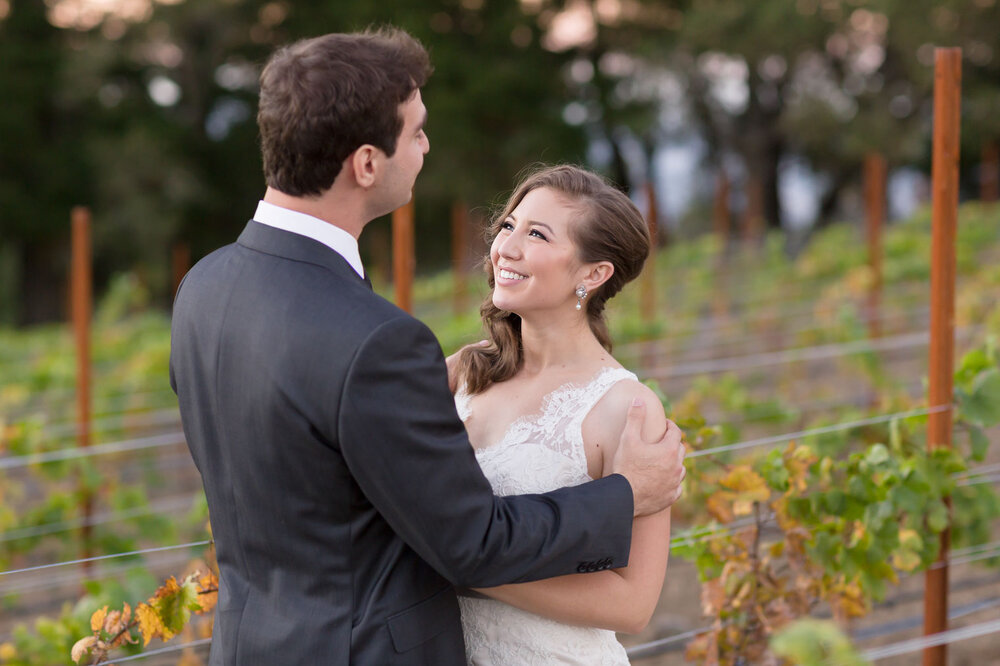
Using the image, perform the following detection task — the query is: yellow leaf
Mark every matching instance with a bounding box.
[136,602,172,646]
[719,466,770,501]
[706,493,734,523]
[0,642,18,660]
[196,572,219,615]
[701,579,725,616]
[892,549,922,573]
[154,576,182,600]
[830,579,868,621]
[899,528,922,551]
[733,499,754,516]
[90,606,108,634]
[103,610,122,634]
[848,522,866,548]
[108,604,133,648]
[71,636,98,664]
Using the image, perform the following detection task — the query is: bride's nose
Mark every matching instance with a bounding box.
[497,231,523,260]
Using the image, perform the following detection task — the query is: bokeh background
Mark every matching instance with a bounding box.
[2,0,999,324]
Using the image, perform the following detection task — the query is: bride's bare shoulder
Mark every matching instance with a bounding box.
[584,377,668,454]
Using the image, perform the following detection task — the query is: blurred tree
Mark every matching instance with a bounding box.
[0,0,95,324]
[0,0,587,320]
[3,0,998,324]
[554,0,999,237]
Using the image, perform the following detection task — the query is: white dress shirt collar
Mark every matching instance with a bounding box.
[252,200,365,279]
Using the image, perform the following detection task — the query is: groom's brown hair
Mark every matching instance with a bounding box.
[257,27,431,196]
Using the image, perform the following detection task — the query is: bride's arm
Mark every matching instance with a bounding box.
[471,386,674,634]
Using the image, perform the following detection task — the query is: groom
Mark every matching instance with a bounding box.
[170,28,685,666]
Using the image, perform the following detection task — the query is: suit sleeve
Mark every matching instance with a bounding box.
[338,316,634,588]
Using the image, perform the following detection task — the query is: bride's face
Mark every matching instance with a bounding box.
[490,187,588,315]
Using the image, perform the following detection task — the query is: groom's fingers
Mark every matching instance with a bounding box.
[622,398,646,444]
[655,420,681,450]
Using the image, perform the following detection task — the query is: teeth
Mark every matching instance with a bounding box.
[499,269,527,281]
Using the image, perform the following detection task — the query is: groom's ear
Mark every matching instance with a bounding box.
[349,145,380,189]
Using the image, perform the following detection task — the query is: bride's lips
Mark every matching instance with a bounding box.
[495,267,529,286]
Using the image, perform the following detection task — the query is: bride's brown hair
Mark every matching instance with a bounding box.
[456,164,650,395]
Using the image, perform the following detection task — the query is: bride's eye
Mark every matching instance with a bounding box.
[498,221,514,233]
[529,229,548,241]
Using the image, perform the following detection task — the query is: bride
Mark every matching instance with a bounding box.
[447,165,676,665]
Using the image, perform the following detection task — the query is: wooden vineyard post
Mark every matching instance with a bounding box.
[923,47,961,666]
[641,181,659,324]
[171,241,190,300]
[369,224,391,287]
[742,173,765,246]
[982,140,999,204]
[713,170,731,241]
[392,199,415,314]
[71,206,94,573]
[864,153,886,340]
[451,201,468,314]
[713,170,731,320]
[640,182,659,372]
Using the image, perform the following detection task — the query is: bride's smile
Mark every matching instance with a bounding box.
[490,187,592,315]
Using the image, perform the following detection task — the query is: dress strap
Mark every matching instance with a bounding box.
[573,367,638,425]
[454,386,472,423]
[562,367,638,469]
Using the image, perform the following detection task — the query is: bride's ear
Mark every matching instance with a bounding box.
[581,262,614,294]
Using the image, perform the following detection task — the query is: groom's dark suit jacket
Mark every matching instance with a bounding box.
[169,220,634,665]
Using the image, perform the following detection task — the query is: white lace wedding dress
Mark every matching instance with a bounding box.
[454,366,637,666]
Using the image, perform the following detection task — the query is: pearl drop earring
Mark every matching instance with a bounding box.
[575,285,587,311]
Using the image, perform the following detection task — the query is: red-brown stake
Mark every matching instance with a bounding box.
[923,47,961,666]
[393,199,415,314]
[864,153,886,339]
[171,241,190,300]
[71,206,93,572]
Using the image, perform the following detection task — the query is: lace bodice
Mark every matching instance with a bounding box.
[455,366,636,496]
[455,366,636,665]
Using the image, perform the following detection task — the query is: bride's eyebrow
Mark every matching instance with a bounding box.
[507,213,555,235]
[529,221,555,235]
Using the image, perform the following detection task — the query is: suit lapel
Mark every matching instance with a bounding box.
[236,220,370,289]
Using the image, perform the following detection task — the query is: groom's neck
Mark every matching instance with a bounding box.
[262,186,366,240]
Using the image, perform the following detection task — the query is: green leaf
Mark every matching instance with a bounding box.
[152,575,202,637]
[967,424,991,462]
[955,348,990,387]
[823,489,846,515]
[889,484,924,517]
[760,448,790,491]
[927,500,949,533]
[771,619,870,666]
[958,369,1000,427]
[865,443,890,466]
[889,418,902,454]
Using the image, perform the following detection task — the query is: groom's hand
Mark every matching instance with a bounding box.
[611,399,686,517]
